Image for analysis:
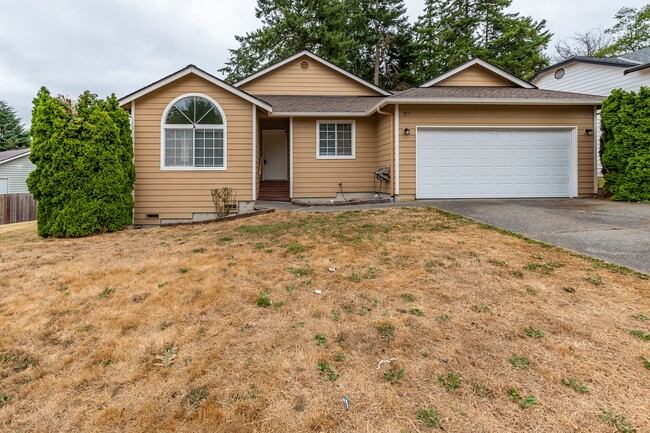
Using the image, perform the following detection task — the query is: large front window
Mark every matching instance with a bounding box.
[317,121,355,159]
[163,95,226,169]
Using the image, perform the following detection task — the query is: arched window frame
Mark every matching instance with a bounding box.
[160,93,227,171]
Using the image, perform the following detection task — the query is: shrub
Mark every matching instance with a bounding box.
[27,88,135,237]
[601,88,650,201]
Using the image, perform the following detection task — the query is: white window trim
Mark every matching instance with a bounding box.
[160,93,228,171]
[315,120,356,160]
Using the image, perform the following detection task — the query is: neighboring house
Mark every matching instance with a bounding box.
[0,149,34,195]
[531,47,650,173]
[118,51,602,226]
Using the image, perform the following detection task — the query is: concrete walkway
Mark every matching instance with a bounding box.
[256,199,650,274]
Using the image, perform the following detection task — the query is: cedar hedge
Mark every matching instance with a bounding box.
[600,88,650,202]
[27,88,135,237]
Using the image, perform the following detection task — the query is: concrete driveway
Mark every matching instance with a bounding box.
[430,199,650,274]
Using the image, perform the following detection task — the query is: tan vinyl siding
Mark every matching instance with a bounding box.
[132,74,254,225]
[0,154,34,194]
[293,116,380,198]
[398,105,596,197]
[376,111,394,194]
[434,65,519,87]
[238,55,382,96]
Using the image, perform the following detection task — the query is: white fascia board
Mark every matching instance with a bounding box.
[420,58,535,89]
[234,51,392,96]
[118,66,273,112]
[0,151,30,166]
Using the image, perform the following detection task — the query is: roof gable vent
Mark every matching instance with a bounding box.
[300,61,310,70]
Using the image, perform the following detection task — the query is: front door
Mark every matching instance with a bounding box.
[262,130,288,180]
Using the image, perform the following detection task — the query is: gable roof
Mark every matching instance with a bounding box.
[0,149,30,165]
[530,56,639,81]
[420,58,536,89]
[118,65,273,111]
[234,51,392,96]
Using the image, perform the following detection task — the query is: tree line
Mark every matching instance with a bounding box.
[220,0,553,89]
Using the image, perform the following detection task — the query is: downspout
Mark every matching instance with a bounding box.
[376,106,394,196]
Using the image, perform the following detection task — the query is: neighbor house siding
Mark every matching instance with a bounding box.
[132,74,254,225]
[434,65,519,87]
[292,116,380,198]
[397,105,596,197]
[238,55,382,96]
[0,154,35,194]
[533,63,650,95]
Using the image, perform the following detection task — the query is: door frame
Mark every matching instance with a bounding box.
[414,126,578,199]
[262,129,288,181]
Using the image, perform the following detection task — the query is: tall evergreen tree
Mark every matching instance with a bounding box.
[0,101,30,151]
[27,88,135,237]
[412,0,551,83]
[220,0,414,89]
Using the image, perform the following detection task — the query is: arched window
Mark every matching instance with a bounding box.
[162,94,226,169]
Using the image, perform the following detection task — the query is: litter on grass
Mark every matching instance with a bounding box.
[376,358,398,370]
[314,290,322,295]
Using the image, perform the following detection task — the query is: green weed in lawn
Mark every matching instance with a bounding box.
[409,308,425,317]
[186,387,209,409]
[583,274,604,286]
[78,324,93,332]
[312,334,328,346]
[436,314,450,322]
[178,267,188,274]
[472,304,491,313]
[291,322,304,330]
[98,287,115,299]
[508,354,530,369]
[159,321,171,330]
[524,326,545,339]
[192,247,205,253]
[641,356,650,370]
[523,261,564,274]
[508,388,537,409]
[401,293,416,302]
[333,352,345,362]
[383,368,405,385]
[525,285,537,295]
[629,330,650,341]
[509,270,524,279]
[0,392,11,407]
[317,360,338,381]
[561,377,589,393]
[416,408,443,428]
[562,286,576,293]
[285,265,312,277]
[632,313,649,321]
[437,372,462,391]
[256,293,271,308]
[599,411,636,433]
[376,323,396,342]
[285,242,305,254]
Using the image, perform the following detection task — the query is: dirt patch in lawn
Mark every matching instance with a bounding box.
[0,208,648,432]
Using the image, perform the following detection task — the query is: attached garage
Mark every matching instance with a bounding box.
[415,127,577,199]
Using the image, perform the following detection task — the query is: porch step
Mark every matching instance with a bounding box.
[258,181,290,202]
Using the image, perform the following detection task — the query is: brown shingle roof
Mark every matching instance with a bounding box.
[0,149,30,164]
[253,95,385,114]
[390,87,606,101]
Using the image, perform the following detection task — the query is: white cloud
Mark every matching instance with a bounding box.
[0,0,647,124]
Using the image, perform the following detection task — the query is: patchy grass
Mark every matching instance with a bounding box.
[0,209,648,432]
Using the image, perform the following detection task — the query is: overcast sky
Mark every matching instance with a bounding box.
[0,0,647,124]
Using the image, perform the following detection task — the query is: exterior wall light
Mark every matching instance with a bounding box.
[403,128,410,136]
[585,128,593,136]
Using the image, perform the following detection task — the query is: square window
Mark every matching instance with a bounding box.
[318,122,354,158]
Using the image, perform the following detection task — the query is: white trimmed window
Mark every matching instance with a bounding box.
[317,121,355,159]
[162,95,226,169]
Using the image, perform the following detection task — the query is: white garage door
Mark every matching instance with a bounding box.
[416,128,574,199]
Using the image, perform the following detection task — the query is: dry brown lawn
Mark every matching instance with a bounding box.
[0,208,649,433]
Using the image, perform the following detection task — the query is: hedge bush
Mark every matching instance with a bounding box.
[600,88,650,201]
[27,88,135,237]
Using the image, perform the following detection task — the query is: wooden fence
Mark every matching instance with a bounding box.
[0,193,37,224]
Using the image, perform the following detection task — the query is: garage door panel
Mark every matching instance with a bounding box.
[416,128,572,198]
